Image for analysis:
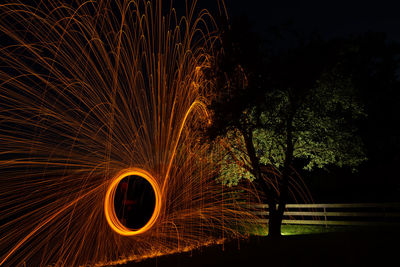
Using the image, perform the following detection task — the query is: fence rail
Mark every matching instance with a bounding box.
[252,203,400,226]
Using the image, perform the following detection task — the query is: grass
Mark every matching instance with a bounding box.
[248,224,375,236]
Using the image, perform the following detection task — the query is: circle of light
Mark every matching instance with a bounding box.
[104,168,161,236]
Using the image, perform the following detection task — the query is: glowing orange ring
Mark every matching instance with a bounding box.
[104,168,161,236]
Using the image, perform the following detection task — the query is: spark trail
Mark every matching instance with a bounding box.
[0,1,259,266]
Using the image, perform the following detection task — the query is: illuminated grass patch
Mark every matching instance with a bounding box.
[249,225,362,236]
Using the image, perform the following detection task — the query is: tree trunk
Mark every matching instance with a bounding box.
[270,110,295,237]
[241,129,281,236]
[240,124,294,237]
[241,129,262,182]
[268,201,282,237]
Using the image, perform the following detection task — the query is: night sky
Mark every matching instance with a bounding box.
[225,0,400,42]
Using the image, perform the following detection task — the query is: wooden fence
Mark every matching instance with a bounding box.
[252,203,400,226]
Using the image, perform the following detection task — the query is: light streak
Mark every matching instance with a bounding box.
[0,1,261,266]
[104,168,161,236]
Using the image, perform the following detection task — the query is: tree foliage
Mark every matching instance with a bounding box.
[218,70,367,186]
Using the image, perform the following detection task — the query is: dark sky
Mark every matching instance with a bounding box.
[215,0,400,41]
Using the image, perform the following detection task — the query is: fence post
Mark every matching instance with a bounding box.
[323,207,327,228]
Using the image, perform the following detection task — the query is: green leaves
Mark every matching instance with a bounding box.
[219,69,367,185]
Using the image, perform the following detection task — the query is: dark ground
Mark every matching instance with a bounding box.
[119,228,399,267]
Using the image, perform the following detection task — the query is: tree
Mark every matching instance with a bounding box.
[207,19,367,236]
